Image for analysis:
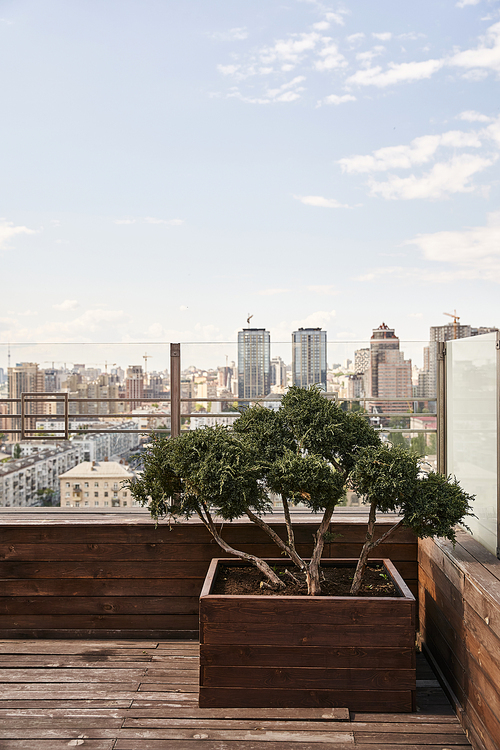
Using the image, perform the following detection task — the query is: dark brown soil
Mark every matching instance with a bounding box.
[212,563,398,597]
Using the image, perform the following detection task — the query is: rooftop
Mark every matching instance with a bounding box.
[59,460,134,480]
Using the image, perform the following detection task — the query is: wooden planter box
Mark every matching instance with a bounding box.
[199,558,416,712]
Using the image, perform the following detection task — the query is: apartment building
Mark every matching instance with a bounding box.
[59,460,135,508]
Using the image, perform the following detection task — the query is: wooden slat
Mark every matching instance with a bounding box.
[200,598,414,626]
[201,666,415,690]
[200,645,415,669]
[201,622,415,647]
[0,579,204,597]
[0,597,199,616]
[199,687,415,712]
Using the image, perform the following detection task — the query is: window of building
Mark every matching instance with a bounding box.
[94,501,99,506]
[66,501,70,506]
[84,492,89,497]
[113,492,118,498]
[84,501,89,506]
[65,492,70,497]
[104,482,108,488]
[94,482,99,487]
[123,501,127,506]
[104,491,108,497]
[94,492,98,497]
[84,482,89,488]
[66,482,70,487]
[75,502,80,507]
[104,501,109,506]
[123,492,128,497]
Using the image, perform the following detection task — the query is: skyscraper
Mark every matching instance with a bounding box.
[363,324,412,414]
[237,328,270,399]
[292,328,327,390]
[8,362,45,440]
[125,366,144,409]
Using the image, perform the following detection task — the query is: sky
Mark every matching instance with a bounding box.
[1,0,499,370]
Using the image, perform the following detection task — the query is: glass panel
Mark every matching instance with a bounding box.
[446,333,498,556]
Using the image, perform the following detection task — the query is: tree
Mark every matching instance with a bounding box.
[13,444,21,459]
[127,386,474,597]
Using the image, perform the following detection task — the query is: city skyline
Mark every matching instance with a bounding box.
[0,1,498,351]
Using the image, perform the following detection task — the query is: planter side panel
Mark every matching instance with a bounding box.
[200,559,416,712]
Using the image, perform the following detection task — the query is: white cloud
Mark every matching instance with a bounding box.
[346,58,443,87]
[259,288,291,296]
[217,64,241,77]
[294,195,352,208]
[368,153,496,200]
[0,219,36,249]
[448,21,500,73]
[114,218,136,225]
[210,27,248,41]
[260,32,320,67]
[356,47,386,66]
[372,32,392,41]
[314,42,347,71]
[346,32,365,46]
[325,11,347,26]
[53,300,80,311]
[339,129,483,174]
[406,210,500,264]
[320,93,356,105]
[229,76,306,105]
[458,110,493,122]
[312,21,330,31]
[456,0,481,7]
[294,310,337,328]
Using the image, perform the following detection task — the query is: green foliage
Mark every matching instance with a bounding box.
[126,425,270,523]
[352,443,474,541]
[352,445,420,514]
[13,444,21,459]
[403,472,474,543]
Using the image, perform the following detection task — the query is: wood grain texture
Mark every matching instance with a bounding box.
[419,534,500,750]
[0,519,417,638]
[199,559,416,711]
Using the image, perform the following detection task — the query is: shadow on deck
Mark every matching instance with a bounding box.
[0,639,471,749]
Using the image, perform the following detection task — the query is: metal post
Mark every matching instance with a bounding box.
[436,341,446,475]
[170,343,181,438]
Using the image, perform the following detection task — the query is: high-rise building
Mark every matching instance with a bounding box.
[421,323,499,404]
[292,328,327,390]
[125,366,144,409]
[363,324,412,414]
[237,328,270,399]
[270,356,287,389]
[354,348,370,375]
[8,362,45,440]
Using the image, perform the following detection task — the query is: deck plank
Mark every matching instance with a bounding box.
[0,639,472,748]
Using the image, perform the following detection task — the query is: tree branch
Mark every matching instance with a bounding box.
[246,508,306,571]
[281,494,296,552]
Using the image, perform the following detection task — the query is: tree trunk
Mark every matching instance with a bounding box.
[350,497,377,596]
[209,524,286,590]
[306,501,336,596]
[246,509,306,571]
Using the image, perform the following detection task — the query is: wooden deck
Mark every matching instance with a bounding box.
[0,639,471,749]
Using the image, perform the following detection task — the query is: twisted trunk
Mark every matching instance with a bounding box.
[350,499,404,595]
[306,501,336,596]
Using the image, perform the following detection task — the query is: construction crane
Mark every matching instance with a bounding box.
[444,310,460,339]
[246,313,253,326]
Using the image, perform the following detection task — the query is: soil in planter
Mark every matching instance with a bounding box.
[212,563,398,597]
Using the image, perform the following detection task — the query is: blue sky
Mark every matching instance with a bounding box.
[1,0,499,369]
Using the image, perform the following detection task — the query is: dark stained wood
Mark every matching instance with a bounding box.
[0,596,199,616]
[200,597,414,625]
[419,534,500,750]
[0,518,417,638]
[201,621,415,648]
[199,559,416,711]
[202,666,415,690]
[200,645,415,669]
[199,686,415,712]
